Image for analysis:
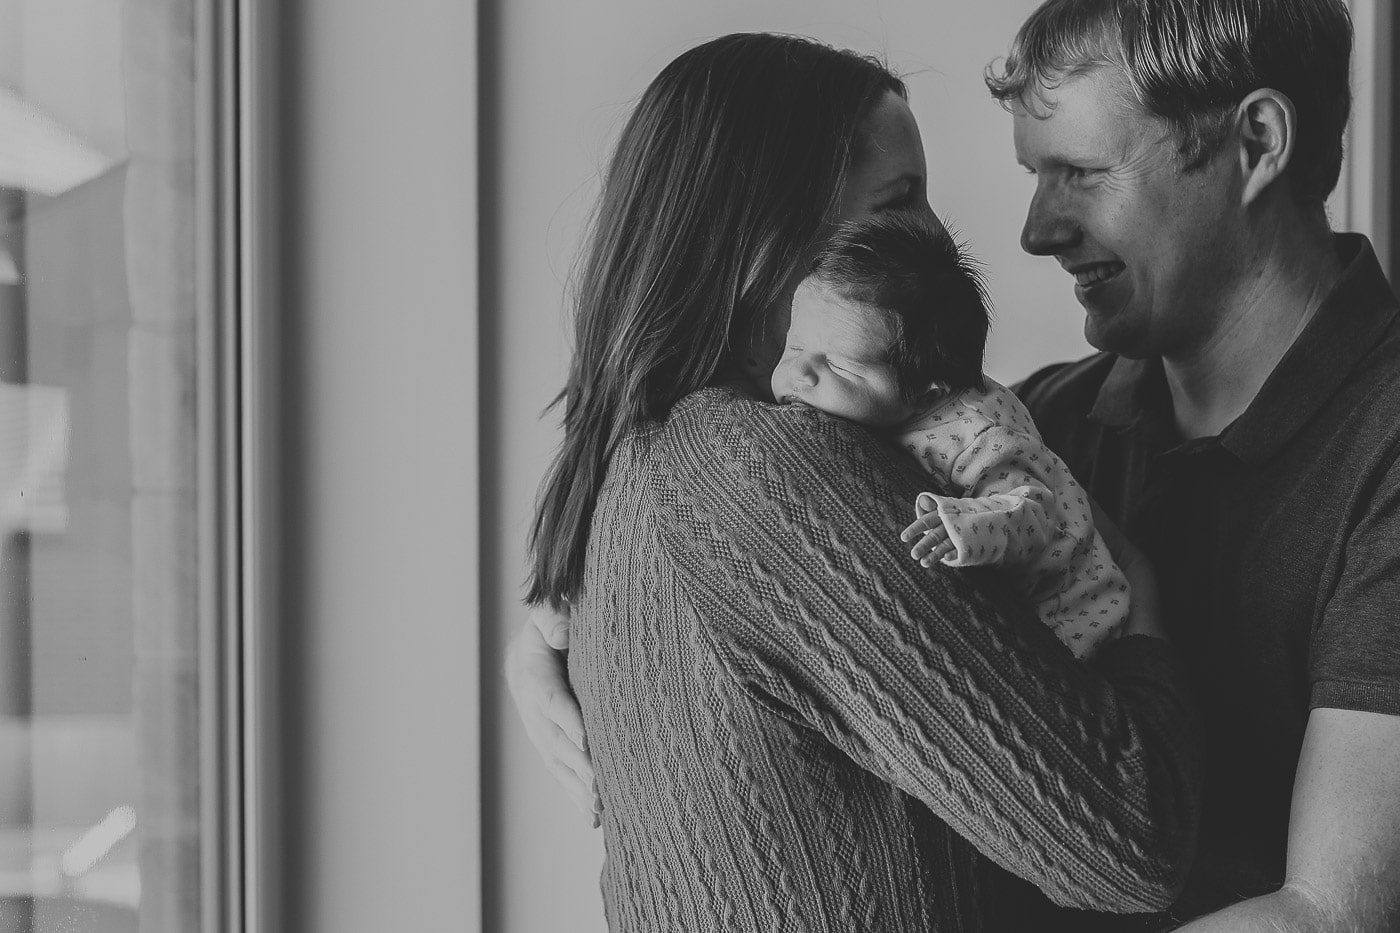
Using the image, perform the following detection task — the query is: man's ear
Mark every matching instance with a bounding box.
[1236,88,1297,207]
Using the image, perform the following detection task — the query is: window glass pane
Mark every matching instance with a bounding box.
[0,1,207,931]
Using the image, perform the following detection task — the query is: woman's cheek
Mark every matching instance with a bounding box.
[739,318,787,384]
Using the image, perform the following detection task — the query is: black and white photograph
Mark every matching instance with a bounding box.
[0,1,1397,931]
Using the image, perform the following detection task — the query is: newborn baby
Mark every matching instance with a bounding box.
[770,213,1126,658]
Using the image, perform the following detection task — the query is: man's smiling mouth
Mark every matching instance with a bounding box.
[1070,261,1126,288]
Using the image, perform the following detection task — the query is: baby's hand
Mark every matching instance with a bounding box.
[900,513,955,567]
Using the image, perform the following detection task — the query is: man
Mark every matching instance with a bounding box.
[508,0,1400,928]
[988,1,1400,929]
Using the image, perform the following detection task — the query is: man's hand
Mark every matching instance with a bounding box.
[503,603,601,824]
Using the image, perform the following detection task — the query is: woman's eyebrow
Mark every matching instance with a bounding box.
[872,172,920,194]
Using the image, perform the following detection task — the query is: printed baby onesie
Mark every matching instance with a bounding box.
[897,380,1128,658]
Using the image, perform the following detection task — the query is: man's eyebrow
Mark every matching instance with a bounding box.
[1018,153,1096,171]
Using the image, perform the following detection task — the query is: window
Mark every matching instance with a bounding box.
[0,2,244,930]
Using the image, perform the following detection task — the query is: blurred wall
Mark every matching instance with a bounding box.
[480,3,1084,932]
[280,1,481,931]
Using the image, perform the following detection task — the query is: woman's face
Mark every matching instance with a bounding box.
[740,91,939,394]
[837,92,937,229]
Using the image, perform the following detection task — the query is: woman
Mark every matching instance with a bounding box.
[511,33,1198,931]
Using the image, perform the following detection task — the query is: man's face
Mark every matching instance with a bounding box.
[1013,65,1245,360]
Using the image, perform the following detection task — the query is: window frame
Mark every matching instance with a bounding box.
[196,2,284,930]
[1336,0,1397,277]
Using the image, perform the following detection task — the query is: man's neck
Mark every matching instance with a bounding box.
[1162,227,1342,440]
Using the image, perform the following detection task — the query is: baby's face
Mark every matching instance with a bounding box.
[770,279,913,427]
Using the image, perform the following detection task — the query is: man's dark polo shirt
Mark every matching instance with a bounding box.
[1013,234,1400,925]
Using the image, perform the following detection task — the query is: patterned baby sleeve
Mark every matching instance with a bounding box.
[921,424,1061,569]
[917,484,1055,568]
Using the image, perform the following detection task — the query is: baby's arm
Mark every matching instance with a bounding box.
[902,424,1058,569]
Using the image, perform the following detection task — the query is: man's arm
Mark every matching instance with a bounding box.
[1179,450,1400,928]
[1175,707,1400,931]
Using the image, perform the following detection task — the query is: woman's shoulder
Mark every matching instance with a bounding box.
[666,384,893,441]
[666,384,797,427]
[664,385,882,462]
[655,385,926,511]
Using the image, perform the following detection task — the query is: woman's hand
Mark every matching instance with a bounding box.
[1089,499,1166,641]
[504,603,601,823]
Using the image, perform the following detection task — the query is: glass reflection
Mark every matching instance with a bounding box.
[0,1,203,930]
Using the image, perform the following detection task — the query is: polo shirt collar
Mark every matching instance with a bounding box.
[1087,354,1180,451]
[1088,234,1399,465]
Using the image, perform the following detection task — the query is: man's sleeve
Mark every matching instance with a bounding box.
[651,393,1200,913]
[1311,454,1400,714]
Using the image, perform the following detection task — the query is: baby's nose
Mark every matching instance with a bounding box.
[773,360,814,397]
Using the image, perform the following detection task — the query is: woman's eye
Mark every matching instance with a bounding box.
[876,183,921,213]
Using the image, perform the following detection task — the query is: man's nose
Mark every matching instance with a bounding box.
[1020,184,1082,257]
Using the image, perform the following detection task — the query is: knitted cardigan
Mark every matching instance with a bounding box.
[570,386,1200,932]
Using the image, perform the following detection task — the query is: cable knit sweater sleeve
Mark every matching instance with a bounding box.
[650,388,1200,913]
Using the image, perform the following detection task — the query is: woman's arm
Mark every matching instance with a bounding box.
[503,604,600,820]
[651,391,1200,913]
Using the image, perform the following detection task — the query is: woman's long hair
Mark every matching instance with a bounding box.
[527,33,905,607]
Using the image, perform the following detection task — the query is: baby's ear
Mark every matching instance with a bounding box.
[911,380,950,409]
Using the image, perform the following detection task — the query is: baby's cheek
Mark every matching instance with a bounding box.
[835,387,892,427]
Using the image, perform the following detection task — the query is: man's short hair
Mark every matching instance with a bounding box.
[809,213,990,400]
[984,0,1353,205]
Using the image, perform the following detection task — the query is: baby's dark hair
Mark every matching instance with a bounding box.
[809,212,990,401]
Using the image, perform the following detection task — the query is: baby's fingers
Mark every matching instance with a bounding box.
[920,539,957,567]
[900,513,943,543]
[909,524,950,560]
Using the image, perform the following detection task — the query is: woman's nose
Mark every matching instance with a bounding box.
[793,361,817,386]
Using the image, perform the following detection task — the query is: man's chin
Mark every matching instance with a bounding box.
[1082,313,1151,359]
